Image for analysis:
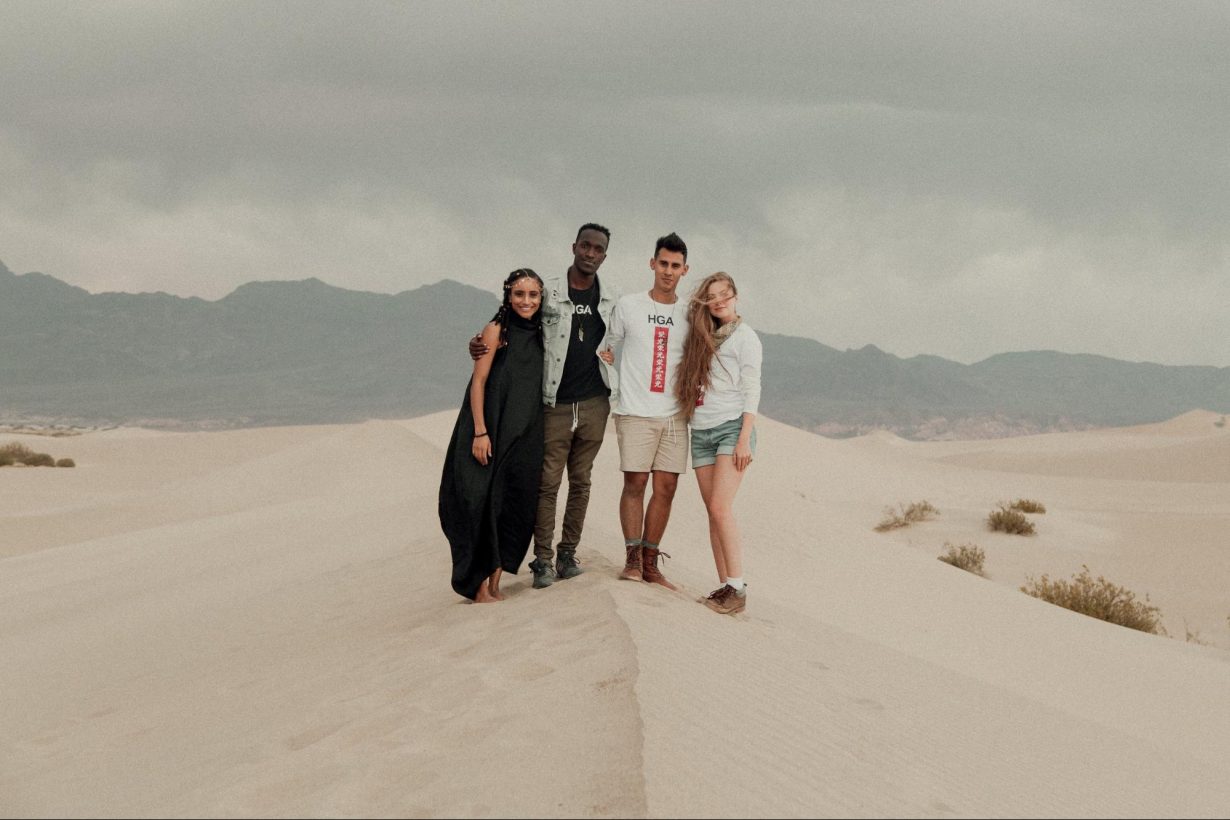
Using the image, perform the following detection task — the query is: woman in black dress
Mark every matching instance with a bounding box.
[439,269,546,602]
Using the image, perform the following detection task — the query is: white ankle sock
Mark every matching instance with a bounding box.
[726,576,745,591]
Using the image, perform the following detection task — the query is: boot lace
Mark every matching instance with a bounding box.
[646,549,671,567]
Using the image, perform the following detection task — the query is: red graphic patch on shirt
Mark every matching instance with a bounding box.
[651,326,669,393]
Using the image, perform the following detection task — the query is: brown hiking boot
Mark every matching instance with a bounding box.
[641,546,677,591]
[703,584,746,615]
[619,544,643,581]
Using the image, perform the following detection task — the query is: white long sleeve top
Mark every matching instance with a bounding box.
[691,322,763,430]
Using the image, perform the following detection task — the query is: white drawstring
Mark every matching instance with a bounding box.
[571,402,579,432]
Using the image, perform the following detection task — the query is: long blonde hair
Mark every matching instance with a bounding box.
[675,272,738,419]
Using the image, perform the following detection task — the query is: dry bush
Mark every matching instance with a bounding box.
[874,500,939,532]
[1215,416,1226,428]
[938,542,987,577]
[55,458,76,468]
[1009,498,1047,514]
[0,441,65,468]
[1021,565,1164,634]
[1184,621,1211,646]
[0,441,36,462]
[987,505,1035,535]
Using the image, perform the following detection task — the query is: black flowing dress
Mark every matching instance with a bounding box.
[438,313,545,599]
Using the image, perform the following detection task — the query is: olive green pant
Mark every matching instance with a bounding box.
[534,395,610,561]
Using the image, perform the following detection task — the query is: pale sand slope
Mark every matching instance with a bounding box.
[1,413,1227,818]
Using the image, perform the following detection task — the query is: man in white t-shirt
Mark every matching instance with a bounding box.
[601,232,690,590]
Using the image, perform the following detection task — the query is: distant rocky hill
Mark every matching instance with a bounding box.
[763,335,1230,438]
[0,260,488,428]
[2,259,1228,438]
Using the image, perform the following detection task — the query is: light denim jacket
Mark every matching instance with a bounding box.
[541,274,620,408]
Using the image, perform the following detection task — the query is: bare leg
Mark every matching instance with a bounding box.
[620,472,650,542]
[694,465,728,584]
[474,568,503,603]
[703,455,747,579]
[641,470,679,545]
[488,568,504,601]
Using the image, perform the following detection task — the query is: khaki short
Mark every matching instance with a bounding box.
[614,413,689,474]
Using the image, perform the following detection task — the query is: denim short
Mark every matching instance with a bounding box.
[690,417,756,468]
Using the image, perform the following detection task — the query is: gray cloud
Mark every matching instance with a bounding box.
[2,0,1228,365]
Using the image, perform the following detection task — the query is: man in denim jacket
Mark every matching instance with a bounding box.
[472,224,619,587]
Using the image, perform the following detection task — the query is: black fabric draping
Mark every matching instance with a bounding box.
[438,314,544,599]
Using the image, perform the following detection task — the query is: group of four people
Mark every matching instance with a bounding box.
[438,225,762,615]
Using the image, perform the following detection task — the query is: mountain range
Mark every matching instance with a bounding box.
[2,259,1228,438]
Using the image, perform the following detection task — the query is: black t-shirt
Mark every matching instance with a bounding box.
[555,281,610,404]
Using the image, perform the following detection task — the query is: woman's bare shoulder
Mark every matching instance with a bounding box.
[479,321,502,344]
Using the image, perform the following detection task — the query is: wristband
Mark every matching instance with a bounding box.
[474,432,489,438]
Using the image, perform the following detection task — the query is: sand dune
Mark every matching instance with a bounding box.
[2,413,1228,818]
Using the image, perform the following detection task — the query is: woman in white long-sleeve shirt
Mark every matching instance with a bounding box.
[675,272,762,615]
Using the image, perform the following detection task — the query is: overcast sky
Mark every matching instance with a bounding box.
[2,1,1228,366]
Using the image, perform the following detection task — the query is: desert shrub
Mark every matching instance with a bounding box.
[0,442,36,461]
[938,542,986,577]
[55,458,76,468]
[988,505,1035,535]
[1021,565,1163,634]
[0,441,62,467]
[874,500,939,532]
[1183,621,1211,646]
[1009,498,1047,514]
[1215,416,1226,428]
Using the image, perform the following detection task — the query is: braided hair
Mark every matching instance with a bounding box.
[490,268,545,347]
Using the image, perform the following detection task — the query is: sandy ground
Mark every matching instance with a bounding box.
[2,410,1228,818]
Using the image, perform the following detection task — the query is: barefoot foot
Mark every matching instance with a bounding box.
[488,568,505,601]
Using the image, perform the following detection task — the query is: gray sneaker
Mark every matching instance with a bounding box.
[528,558,556,589]
[555,549,583,580]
